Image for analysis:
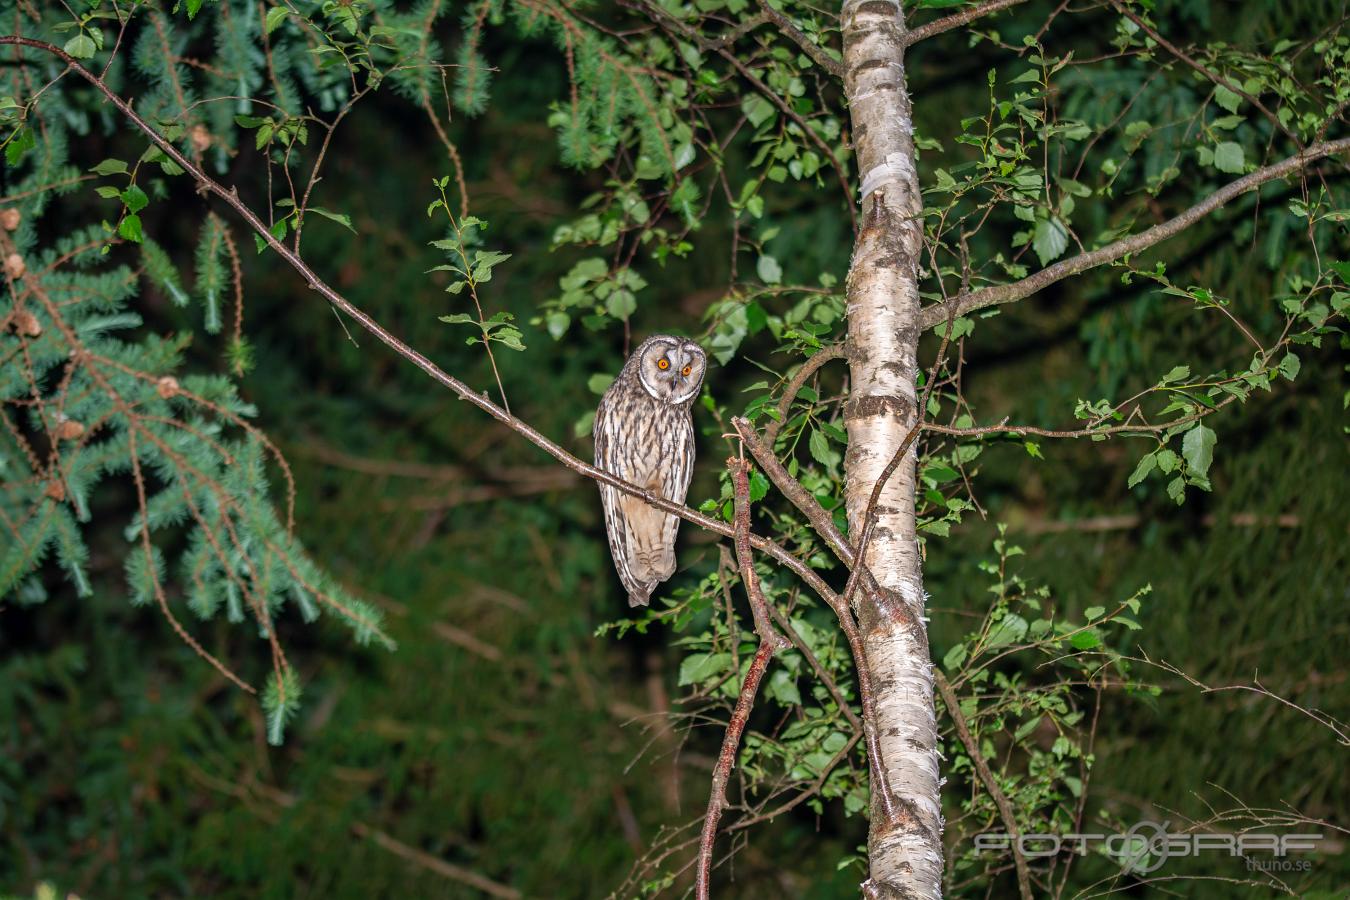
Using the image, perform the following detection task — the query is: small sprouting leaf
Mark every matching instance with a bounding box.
[439,313,475,325]
[1181,423,1216,478]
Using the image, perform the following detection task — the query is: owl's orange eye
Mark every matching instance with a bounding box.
[681,365,692,377]
[657,358,670,370]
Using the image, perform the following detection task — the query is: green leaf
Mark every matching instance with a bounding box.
[117,214,143,243]
[741,95,776,128]
[1084,605,1105,620]
[5,126,35,166]
[757,254,782,284]
[942,643,967,671]
[808,429,836,467]
[264,6,288,33]
[1159,365,1190,385]
[985,613,1028,649]
[439,313,475,325]
[1213,141,1245,174]
[749,469,770,503]
[587,373,615,395]
[1069,629,1101,650]
[1127,452,1156,488]
[63,34,96,60]
[1213,84,1242,113]
[1032,217,1068,265]
[90,158,129,176]
[120,184,149,214]
[1181,423,1216,478]
[307,206,356,233]
[678,652,731,686]
[1278,352,1300,381]
[605,290,636,320]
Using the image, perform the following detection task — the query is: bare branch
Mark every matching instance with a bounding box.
[917,138,1350,330]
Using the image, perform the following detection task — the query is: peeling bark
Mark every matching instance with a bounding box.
[839,1,943,897]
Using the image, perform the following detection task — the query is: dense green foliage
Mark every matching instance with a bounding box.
[1,0,1346,897]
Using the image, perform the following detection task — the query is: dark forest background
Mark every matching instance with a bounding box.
[1,0,1346,897]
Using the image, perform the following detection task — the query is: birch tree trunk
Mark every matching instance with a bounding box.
[839,1,944,896]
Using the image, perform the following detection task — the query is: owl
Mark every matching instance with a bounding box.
[594,335,707,607]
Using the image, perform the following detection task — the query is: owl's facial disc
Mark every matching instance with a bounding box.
[637,337,706,404]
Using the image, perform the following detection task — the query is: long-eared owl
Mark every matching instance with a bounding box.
[593,335,706,606]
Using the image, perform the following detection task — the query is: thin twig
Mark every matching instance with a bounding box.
[934,669,1033,900]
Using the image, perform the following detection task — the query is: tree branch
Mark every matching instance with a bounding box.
[762,343,846,446]
[756,0,844,78]
[901,0,1030,47]
[933,670,1033,900]
[696,458,790,899]
[916,138,1350,330]
[0,36,841,613]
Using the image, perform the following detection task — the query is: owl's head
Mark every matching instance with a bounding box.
[634,335,706,406]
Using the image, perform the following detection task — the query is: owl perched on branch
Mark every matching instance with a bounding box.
[594,335,707,607]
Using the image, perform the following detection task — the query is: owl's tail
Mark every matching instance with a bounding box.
[628,584,654,607]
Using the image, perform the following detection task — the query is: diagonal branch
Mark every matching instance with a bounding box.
[756,0,844,78]
[902,0,1030,47]
[0,36,839,612]
[916,137,1350,330]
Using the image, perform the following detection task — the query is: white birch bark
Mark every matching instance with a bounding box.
[839,0,943,897]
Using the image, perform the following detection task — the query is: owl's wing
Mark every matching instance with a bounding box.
[594,397,655,604]
[652,414,695,573]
